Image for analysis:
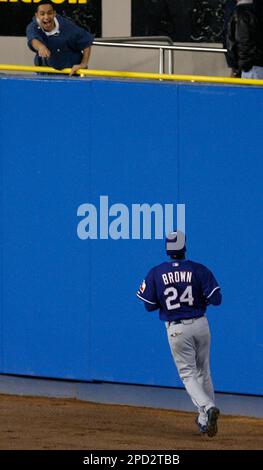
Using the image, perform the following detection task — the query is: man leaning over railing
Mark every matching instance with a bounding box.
[26,0,93,76]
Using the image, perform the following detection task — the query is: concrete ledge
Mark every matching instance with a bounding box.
[0,374,262,418]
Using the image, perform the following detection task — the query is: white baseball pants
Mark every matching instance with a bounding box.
[166,316,215,425]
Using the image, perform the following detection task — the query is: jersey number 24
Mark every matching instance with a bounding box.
[164,286,194,310]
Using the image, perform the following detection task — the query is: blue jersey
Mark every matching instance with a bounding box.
[136,259,220,322]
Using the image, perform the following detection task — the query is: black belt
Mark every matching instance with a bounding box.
[169,315,204,325]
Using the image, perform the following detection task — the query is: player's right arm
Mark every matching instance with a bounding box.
[207,289,222,306]
[198,264,222,307]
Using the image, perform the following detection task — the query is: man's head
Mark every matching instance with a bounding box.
[166,230,186,259]
[35,1,56,32]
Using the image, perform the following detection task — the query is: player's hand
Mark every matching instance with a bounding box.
[38,45,51,59]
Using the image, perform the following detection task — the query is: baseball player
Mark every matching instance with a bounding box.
[136,231,222,437]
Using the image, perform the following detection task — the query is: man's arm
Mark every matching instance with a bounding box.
[236,11,257,71]
[31,39,51,59]
[69,46,92,76]
[226,12,240,71]
[26,22,51,59]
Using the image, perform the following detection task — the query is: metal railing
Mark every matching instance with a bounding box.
[94,36,227,75]
[1,35,262,86]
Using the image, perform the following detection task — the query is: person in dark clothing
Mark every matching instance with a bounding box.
[222,0,240,76]
[226,0,263,79]
[26,1,93,75]
[223,0,236,49]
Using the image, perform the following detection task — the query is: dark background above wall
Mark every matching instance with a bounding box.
[0,1,101,37]
[132,0,227,42]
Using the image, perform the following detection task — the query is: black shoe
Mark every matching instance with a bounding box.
[206,407,220,438]
[195,416,207,434]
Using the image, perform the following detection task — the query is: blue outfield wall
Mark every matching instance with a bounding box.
[0,75,262,395]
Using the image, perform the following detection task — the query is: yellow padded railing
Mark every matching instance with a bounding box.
[1,64,263,86]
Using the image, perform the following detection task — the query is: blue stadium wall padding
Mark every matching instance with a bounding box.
[0,76,262,395]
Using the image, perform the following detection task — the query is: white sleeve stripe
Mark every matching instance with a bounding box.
[136,293,157,305]
[206,286,220,299]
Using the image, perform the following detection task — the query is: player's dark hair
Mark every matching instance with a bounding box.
[36,1,55,12]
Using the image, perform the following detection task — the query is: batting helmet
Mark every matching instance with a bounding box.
[166,230,186,258]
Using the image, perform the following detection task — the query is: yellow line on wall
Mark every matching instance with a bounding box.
[1,64,263,86]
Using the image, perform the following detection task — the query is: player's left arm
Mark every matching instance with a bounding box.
[136,269,160,311]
